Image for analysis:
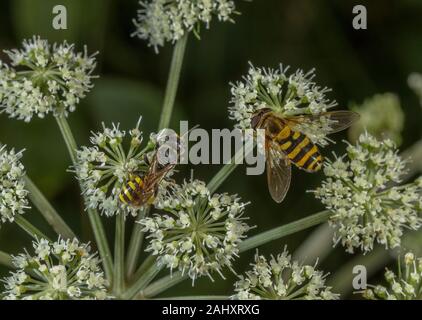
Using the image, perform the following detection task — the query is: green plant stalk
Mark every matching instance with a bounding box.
[125,255,161,299]
[124,35,187,281]
[141,271,185,298]
[125,206,149,278]
[123,34,188,281]
[207,156,239,194]
[157,34,188,130]
[56,115,78,164]
[238,210,332,252]
[55,115,113,281]
[136,210,332,298]
[131,255,157,283]
[113,213,125,296]
[293,223,334,265]
[122,258,163,299]
[24,176,75,240]
[0,251,14,269]
[87,209,113,281]
[14,215,49,240]
[207,139,255,194]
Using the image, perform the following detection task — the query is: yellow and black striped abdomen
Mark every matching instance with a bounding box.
[276,127,323,172]
[119,175,144,205]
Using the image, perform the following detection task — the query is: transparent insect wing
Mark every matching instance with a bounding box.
[286,111,360,134]
[266,142,292,203]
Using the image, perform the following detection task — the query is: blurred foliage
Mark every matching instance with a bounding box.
[0,0,421,298]
[349,93,404,145]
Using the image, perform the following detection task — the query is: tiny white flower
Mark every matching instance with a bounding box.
[312,133,422,254]
[232,248,338,300]
[1,238,109,300]
[0,145,29,225]
[139,179,250,283]
[74,118,161,217]
[133,0,238,52]
[229,63,338,146]
[363,252,422,300]
[0,36,97,121]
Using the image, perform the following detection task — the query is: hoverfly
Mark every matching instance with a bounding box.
[251,108,360,203]
[118,154,175,207]
[119,131,183,207]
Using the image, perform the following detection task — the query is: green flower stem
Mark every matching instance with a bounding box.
[87,209,113,281]
[131,255,157,282]
[292,223,334,265]
[238,210,332,252]
[55,115,113,281]
[207,157,239,195]
[14,215,50,240]
[122,257,162,300]
[123,34,188,284]
[113,213,125,297]
[141,271,186,298]
[0,251,14,269]
[155,296,229,300]
[125,206,150,278]
[123,33,188,287]
[138,210,332,298]
[158,34,188,130]
[56,115,78,164]
[24,176,75,240]
[207,140,254,194]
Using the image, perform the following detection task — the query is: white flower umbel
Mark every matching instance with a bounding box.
[139,179,250,283]
[0,36,97,122]
[133,0,237,51]
[363,252,422,300]
[74,118,156,217]
[1,238,109,300]
[229,63,338,146]
[0,145,29,224]
[349,93,404,145]
[232,248,339,300]
[408,73,422,107]
[312,133,422,254]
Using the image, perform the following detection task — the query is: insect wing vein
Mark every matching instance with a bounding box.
[266,143,292,203]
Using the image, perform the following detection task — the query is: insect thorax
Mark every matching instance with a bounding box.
[262,116,288,139]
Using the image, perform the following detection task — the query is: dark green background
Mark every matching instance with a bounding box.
[0,0,421,298]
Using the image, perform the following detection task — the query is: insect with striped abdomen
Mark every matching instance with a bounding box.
[119,130,185,207]
[251,108,359,203]
[119,153,175,208]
